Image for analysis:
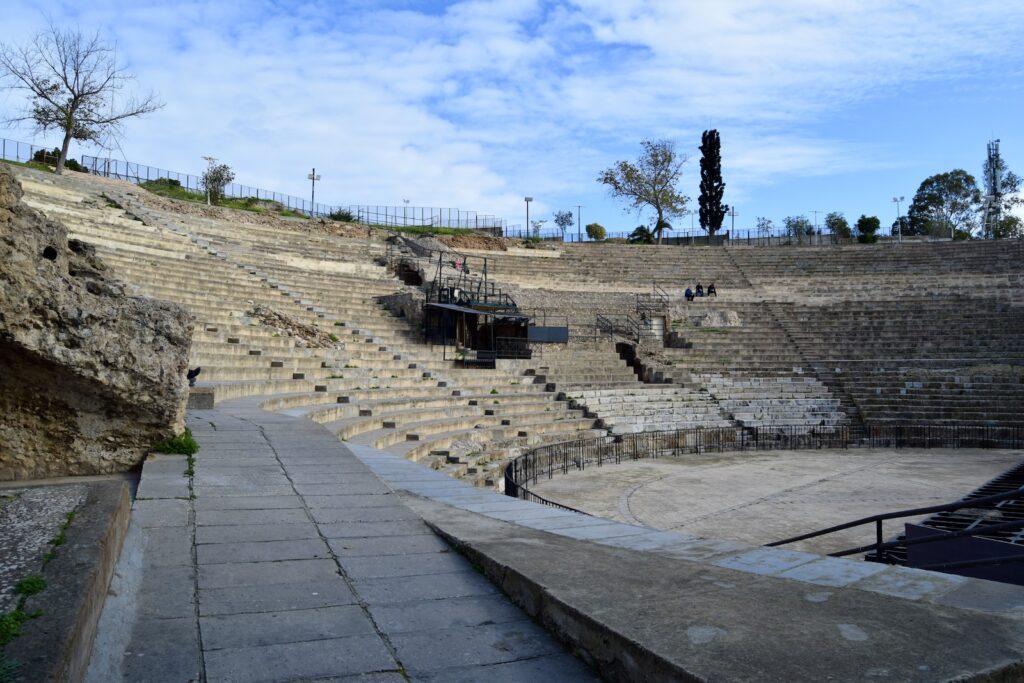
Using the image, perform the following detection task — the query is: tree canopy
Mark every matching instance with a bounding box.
[856,215,880,243]
[0,24,163,174]
[698,129,728,235]
[824,211,851,239]
[783,215,814,236]
[553,210,574,238]
[597,138,688,244]
[907,170,980,237]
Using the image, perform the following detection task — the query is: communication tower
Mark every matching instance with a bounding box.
[982,139,1003,239]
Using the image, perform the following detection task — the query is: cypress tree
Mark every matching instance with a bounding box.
[698,129,728,235]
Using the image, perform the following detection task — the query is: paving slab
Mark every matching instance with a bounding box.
[199,578,358,616]
[196,538,331,564]
[367,594,528,633]
[203,635,397,683]
[195,521,320,544]
[201,604,376,650]
[390,620,564,675]
[89,402,591,681]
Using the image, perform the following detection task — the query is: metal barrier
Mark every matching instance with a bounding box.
[504,424,1024,508]
[0,137,61,165]
[79,154,509,228]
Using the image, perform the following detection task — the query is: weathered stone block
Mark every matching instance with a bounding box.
[0,168,192,480]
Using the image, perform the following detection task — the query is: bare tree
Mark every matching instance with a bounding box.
[0,24,163,174]
[597,138,688,244]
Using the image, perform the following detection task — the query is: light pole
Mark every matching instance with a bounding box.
[892,196,904,243]
[576,204,583,242]
[810,209,822,234]
[524,196,533,238]
[307,168,321,216]
[403,198,410,226]
[201,155,217,205]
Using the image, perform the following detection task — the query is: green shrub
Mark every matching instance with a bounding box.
[855,215,880,244]
[152,428,199,455]
[14,576,45,597]
[585,223,606,240]
[0,610,28,646]
[628,226,655,244]
[328,333,340,342]
[32,148,87,173]
[329,208,355,222]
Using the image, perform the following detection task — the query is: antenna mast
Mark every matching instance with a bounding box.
[982,139,1003,239]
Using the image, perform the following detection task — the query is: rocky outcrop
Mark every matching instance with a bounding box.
[0,167,193,480]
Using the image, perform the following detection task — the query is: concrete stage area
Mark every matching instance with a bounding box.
[528,448,1024,554]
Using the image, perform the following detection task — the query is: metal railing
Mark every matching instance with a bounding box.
[0,137,64,166]
[78,154,509,228]
[766,485,1024,566]
[504,424,1024,509]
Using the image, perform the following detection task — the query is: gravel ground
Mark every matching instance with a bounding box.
[0,484,87,612]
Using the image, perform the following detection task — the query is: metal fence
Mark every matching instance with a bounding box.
[504,424,1024,509]
[77,153,509,229]
[0,137,62,165]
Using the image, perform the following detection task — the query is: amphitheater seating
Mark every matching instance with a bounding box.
[13,163,1024,480]
[16,169,606,489]
[698,375,846,433]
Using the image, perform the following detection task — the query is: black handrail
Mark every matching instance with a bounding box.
[766,485,1024,559]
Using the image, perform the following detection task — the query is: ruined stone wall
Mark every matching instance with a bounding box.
[0,167,192,480]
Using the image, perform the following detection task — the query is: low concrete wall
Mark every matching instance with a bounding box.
[8,480,132,682]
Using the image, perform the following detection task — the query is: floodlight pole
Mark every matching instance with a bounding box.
[892,196,904,243]
[576,204,583,242]
[524,196,533,238]
[308,168,321,216]
[403,198,410,226]
[810,209,822,234]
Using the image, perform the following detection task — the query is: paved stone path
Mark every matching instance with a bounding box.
[92,403,595,682]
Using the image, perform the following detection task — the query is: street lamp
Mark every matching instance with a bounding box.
[524,196,533,238]
[403,198,410,226]
[201,155,217,205]
[892,196,904,243]
[307,168,321,216]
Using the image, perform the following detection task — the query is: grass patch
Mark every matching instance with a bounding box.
[139,178,205,202]
[152,427,199,455]
[47,511,76,553]
[385,225,477,237]
[334,321,346,327]
[490,388,499,394]
[14,576,45,598]
[138,179,307,217]
[1,159,54,174]
[328,333,340,342]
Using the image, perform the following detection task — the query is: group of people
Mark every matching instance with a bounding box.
[684,282,717,302]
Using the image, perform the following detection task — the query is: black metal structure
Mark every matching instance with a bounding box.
[420,248,566,366]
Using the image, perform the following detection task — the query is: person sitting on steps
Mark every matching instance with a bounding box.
[684,287,694,302]
[695,282,704,297]
[707,282,717,297]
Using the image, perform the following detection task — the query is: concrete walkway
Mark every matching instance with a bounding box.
[88,402,595,682]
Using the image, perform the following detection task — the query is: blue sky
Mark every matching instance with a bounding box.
[2,0,1021,236]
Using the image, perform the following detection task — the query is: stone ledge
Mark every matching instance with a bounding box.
[7,480,131,682]
[187,387,216,409]
[404,494,1024,683]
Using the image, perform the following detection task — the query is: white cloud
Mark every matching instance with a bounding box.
[1,0,1021,226]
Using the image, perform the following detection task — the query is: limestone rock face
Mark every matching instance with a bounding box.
[0,167,193,480]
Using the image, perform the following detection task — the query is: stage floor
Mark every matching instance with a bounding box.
[527,448,1023,554]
